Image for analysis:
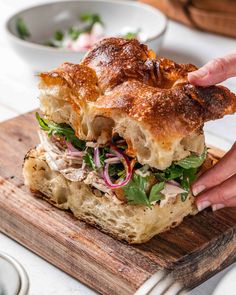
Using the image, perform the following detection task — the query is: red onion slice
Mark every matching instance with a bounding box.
[103,145,132,189]
[94,147,101,168]
[51,135,66,149]
[166,180,181,187]
[66,141,84,157]
[106,153,115,158]
[104,157,120,164]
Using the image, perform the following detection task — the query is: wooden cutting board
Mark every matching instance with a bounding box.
[0,111,236,295]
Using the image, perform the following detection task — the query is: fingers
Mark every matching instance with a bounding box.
[188,53,236,86]
[196,174,236,211]
[193,143,236,211]
[192,143,236,196]
[212,197,236,211]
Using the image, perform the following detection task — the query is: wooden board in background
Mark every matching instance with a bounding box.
[0,111,236,295]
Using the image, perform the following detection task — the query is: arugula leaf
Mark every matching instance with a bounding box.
[176,149,207,169]
[165,166,183,179]
[80,13,103,33]
[16,17,31,40]
[98,146,110,167]
[123,32,138,40]
[117,169,125,178]
[154,150,206,202]
[36,112,50,131]
[107,164,124,178]
[123,149,206,205]
[123,173,150,207]
[155,150,206,201]
[180,176,189,202]
[68,27,81,40]
[99,149,105,167]
[149,182,165,203]
[180,168,197,201]
[36,112,86,150]
[156,165,183,181]
[180,192,188,202]
[54,30,64,41]
[108,164,118,177]
[83,152,95,170]
[99,146,125,177]
[80,13,102,24]
[116,144,128,150]
[186,167,198,184]
[123,28,140,40]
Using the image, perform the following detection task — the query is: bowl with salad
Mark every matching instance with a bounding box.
[5,0,167,71]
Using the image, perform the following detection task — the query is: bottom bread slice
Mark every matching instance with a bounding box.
[23,148,198,244]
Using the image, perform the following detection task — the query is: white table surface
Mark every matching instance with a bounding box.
[0,1,235,294]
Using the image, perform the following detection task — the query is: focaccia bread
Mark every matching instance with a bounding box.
[39,38,236,170]
[23,147,198,244]
[23,37,236,244]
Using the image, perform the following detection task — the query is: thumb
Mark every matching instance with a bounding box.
[188,53,236,86]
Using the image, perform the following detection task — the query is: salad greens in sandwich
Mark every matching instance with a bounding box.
[23,38,236,243]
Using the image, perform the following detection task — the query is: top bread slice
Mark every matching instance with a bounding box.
[38,38,236,170]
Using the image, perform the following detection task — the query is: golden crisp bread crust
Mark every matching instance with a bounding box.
[39,37,236,142]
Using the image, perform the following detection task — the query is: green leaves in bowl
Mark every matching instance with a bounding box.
[16,17,30,40]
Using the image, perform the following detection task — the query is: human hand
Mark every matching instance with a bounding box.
[192,143,236,211]
[188,53,236,86]
[188,53,236,211]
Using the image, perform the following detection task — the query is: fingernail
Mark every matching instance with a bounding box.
[212,204,225,212]
[197,201,211,212]
[192,185,206,196]
[192,69,208,78]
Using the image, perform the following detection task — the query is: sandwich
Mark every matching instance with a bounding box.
[23,38,236,244]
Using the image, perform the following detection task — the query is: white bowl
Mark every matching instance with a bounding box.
[0,252,29,295]
[5,0,167,72]
[213,265,236,295]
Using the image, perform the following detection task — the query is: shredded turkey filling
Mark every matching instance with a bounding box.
[36,113,207,207]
